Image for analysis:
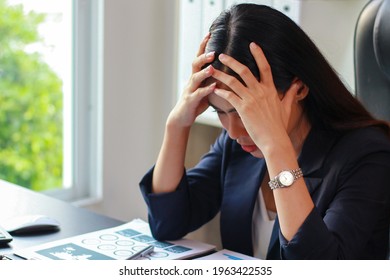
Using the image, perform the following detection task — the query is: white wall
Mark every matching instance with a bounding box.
[86,0,178,222]
[299,0,369,93]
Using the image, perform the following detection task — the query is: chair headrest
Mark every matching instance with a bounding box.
[374,0,390,79]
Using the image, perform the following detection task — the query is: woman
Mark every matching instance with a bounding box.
[139,4,390,259]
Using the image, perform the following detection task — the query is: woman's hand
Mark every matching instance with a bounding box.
[168,34,216,128]
[211,42,299,155]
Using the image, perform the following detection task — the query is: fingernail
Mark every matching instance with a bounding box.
[250,42,258,49]
[219,53,226,61]
[206,51,215,58]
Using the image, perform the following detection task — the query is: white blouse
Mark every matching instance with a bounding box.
[252,188,276,259]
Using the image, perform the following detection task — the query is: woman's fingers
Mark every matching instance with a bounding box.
[211,43,276,99]
[192,33,214,74]
[190,82,216,101]
[249,42,274,86]
[217,53,258,89]
[211,68,247,98]
[191,51,215,74]
[214,87,242,108]
[187,64,214,92]
[196,33,210,57]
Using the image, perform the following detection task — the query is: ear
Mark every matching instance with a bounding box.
[293,79,309,101]
[279,79,309,103]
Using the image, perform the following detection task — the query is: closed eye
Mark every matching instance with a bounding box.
[209,102,237,115]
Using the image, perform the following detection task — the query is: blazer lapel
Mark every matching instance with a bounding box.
[220,152,266,256]
[298,128,340,193]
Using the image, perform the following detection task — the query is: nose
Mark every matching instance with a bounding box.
[225,115,246,140]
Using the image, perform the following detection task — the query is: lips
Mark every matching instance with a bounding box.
[240,144,258,153]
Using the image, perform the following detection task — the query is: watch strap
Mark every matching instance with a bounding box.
[268,168,303,190]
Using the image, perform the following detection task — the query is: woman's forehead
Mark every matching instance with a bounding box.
[208,91,234,111]
[203,77,234,108]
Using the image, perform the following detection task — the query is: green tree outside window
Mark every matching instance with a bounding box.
[0,0,63,191]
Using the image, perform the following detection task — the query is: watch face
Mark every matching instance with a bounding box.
[278,171,294,186]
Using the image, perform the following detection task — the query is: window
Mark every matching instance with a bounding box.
[0,0,103,203]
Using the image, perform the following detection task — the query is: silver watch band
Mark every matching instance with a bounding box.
[268,168,303,190]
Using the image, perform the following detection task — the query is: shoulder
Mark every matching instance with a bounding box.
[326,127,390,172]
[301,126,390,175]
[337,127,390,154]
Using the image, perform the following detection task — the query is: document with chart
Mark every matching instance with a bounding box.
[14,219,215,260]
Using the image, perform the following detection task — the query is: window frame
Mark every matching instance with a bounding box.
[43,0,104,204]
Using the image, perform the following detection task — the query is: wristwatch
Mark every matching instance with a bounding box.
[268,168,303,190]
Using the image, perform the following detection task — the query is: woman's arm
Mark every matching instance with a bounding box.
[152,34,216,194]
[140,131,228,241]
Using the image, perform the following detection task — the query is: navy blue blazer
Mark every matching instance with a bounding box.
[140,127,390,259]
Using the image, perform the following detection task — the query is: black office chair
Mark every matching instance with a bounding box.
[354,0,390,259]
[355,0,390,120]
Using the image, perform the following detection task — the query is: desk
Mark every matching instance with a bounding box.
[0,180,124,256]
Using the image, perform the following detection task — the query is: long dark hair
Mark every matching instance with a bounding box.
[205,4,390,134]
